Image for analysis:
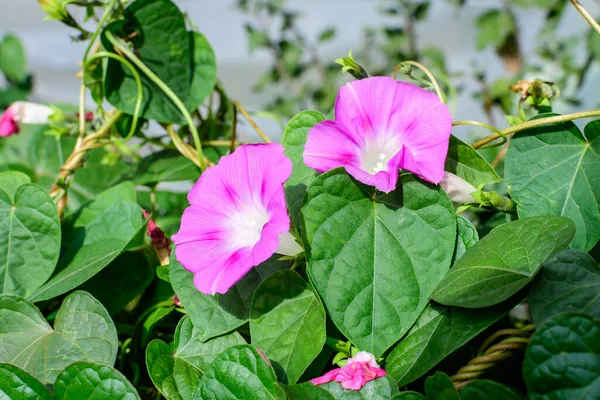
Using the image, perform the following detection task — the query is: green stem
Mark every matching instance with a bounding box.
[453,120,508,149]
[85,52,142,141]
[473,109,600,149]
[569,0,600,37]
[77,0,118,141]
[106,31,207,171]
[393,61,445,103]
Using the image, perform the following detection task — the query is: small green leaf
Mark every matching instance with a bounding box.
[30,201,146,302]
[506,117,600,251]
[142,306,175,346]
[386,300,516,386]
[103,0,192,124]
[170,248,286,341]
[250,270,326,384]
[432,216,575,308]
[424,372,460,400]
[460,380,524,400]
[285,383,335,400]
[0,183,60,297]
[453,215,478,264]
[194,345,287,400]
[282,110,324,226]
[320,375,399,400]
[529,249,600,326]
[445,135,501,186]
[54,362,140,400]
[146,316,246,400]
[523,313,600,400]
[0,34,28,82]
[0,363,53,400]
[0,291,118,385]
[303,170,456,356]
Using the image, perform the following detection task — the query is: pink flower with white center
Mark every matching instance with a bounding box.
[0,101,54,137]
[171,143,302,295]
[439,171,478,204]
[303,76,452,193]
[311,351,387,390]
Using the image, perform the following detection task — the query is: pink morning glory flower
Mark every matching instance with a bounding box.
[311,351,387,390]
[171,143,302,295]
[303,76,452,192]
[0,102,54,137]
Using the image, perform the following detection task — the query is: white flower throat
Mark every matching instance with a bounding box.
[230,203,270,249]
[361,137,402,175]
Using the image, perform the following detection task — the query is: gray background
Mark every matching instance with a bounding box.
[1,0,598,140]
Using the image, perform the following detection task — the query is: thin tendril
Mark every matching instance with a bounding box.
[392,61,445,103]
[452,120,507,149]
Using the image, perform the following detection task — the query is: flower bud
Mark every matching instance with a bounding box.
[37,0,81,30]
[335,50,369,80]
[439,172,478,204]
[143,210,171,266]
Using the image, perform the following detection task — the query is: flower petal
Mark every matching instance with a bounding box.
[303,120,361,173]
[0,107,19,137]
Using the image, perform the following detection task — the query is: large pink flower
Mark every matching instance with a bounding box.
[172,143,302,295]
[311,351,387,390]
[303,77,452,192]
[0,102,54,137]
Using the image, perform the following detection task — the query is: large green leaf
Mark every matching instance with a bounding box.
[0,363,52,400]
[432,216,575,308]
[54,362,140,400]
[194,345,287,400]
[0,291,118,385]
[129,150,199,186]
[386,301,516,386]
[529,250,600,327]
[523,312,600,400]
[146,316,246,400]
[170,249,286,341]
[69,181,137,228]
[103,0,191,124]
[320,376,399,400]
[424,372,460,400]
[506,117,600,251]
[460,380,524,400]
[30,201,145,302]
[281,110,324,226]
[78,251,154,314]
[250,270,326,384]
[303,170,456,356]
[445,135,501,186]
[0,183,60,297]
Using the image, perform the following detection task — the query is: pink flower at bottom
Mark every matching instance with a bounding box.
[303,76,452,193]
[311,351,387,390]
[0,107,19,137]
[171,143,302,295]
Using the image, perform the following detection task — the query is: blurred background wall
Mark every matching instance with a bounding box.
[1,0,599,139]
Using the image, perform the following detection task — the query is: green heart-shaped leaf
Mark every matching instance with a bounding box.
[523,312,600,400]
[303,170,456,356]
[0,182,60,297]
[445,135,501,186]
[0,291,118,385]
